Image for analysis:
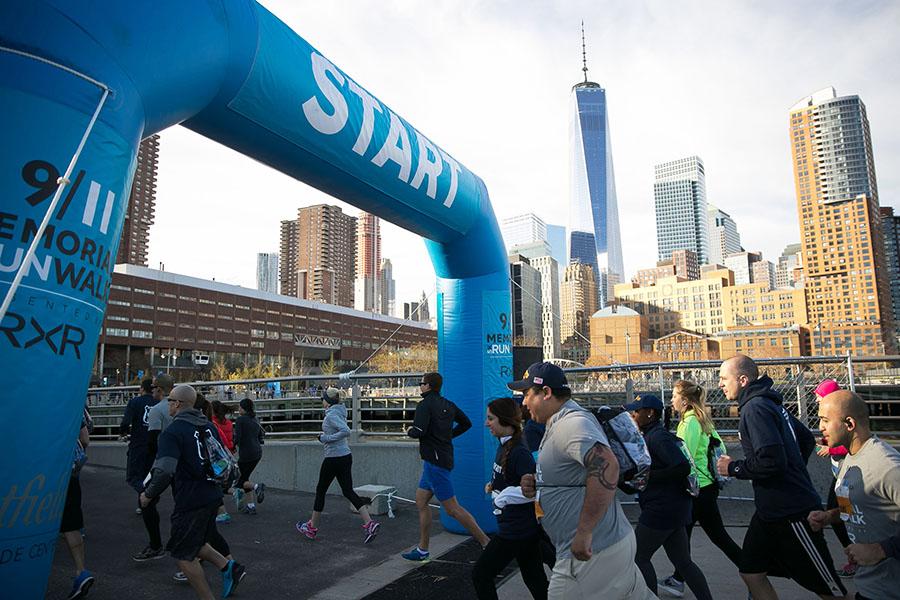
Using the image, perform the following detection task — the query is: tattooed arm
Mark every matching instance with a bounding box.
[571,442,620,561]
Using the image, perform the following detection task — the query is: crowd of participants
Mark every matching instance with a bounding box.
[58,353,899,600]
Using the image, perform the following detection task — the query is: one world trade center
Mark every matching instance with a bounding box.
[568,29,624,306]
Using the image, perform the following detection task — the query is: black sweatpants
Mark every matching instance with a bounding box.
[142,494,163,550]
[313,454,367,512]
[472,534,548,600]
[635,523,713,600]
[673,483,743,581]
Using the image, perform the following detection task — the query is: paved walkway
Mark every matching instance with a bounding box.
[48,466,856,599]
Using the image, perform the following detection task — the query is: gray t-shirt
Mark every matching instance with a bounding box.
[835,436,900,599]
[147,396,173,432]
[536,400,631,559]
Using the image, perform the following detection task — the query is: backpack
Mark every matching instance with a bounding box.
[196,425,240,489]
[706,435,730,490]
[592,406,652,493]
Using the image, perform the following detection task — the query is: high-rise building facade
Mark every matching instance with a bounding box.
[378,258,396,317]
[501,213,547,249]
[117,134,159,265]
[707,205,742,266]
[530,254,562,360]
[559,262,597,350]
[279,219,299,296]
[568,36,624,307]
[654,156,710,265]
[509,254,543,347]
[776,243,803,289]
[724,251,762,285]
[279,204,356,307]
[403,292,430,323]
[880,207,900,343]
[751,260,776,291]
[354,212,381,312]
[256,252,279,294]
[790,87,895,355]
[634,249,700,287]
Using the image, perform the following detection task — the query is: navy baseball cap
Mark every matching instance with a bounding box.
[623,394,664,412]
[507,362,570,392]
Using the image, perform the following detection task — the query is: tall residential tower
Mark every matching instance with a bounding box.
[117,134,159,265]
[568,27,623,306]
[790,87,894,355]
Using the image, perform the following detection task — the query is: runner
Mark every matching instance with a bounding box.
[119,377,157,514]
[232,397,267,515]
[659,380,742,597]
[296,387,380,543]
[626,394,712,600]
[402,371,490,561]
[717,354,846,599]
[809,389,900,600]
[62,405,95,600]
[209,399,235,525]
[511,362,655,599]
[471,397,548,600]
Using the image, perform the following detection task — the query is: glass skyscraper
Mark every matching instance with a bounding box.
[568,47,623,307]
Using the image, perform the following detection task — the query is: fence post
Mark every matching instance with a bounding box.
[794,366,807,426]
[846,353,856,393]
[658,364,665,404]
[351,382,362,442]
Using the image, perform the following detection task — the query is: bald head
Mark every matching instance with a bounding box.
[822,390,869,425]
[723,354,759,381]
[170,384,197,408]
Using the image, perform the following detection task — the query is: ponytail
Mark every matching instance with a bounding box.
[673,379,714,435]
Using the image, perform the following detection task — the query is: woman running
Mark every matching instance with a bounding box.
[660,379,742,597]
[472,397,548,600]
[233,397,266,515]
[813,379,856,578]
[211,401,235,452]
[296,387,380,543]
[625,394,712,600]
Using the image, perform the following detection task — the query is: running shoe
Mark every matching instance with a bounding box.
[232,488,244,509]
[67,570,94,600]
[222,560,246,598]
[173,571,188,583]
[254,483,266,504]
[658,575,685,597]
[363,520,380,544]
[297,520,318,540]
[401,547,430,562]
[837,561,857,578]
[240,504,257,515]
[216,512,232,524]
[131,545,166,561]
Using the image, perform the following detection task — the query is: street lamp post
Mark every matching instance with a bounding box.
[624,332,631,365]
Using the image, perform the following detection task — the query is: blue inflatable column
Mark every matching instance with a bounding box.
[0,51,140,597]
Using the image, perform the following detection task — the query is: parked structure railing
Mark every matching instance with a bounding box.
[86,356,900,441]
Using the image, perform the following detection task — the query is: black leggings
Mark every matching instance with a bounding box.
[313,454,367,512]
[142,494,163,550]
[673,483,743,581]
[635,523,712,600]
[826,478,852,548]
[472,534,548,600]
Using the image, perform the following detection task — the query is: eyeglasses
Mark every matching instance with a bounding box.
[418,381,428,385]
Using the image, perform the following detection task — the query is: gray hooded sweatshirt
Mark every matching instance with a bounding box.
[320,403,351,458]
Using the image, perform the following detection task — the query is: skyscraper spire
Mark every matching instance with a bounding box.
[581,21,589,83]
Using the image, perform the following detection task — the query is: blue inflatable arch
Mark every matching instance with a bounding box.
[0,1,512,594]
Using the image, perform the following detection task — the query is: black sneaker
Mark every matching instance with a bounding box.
[132,546,166,562]
[255,483,266,504]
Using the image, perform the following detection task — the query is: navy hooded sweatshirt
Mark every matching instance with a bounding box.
[727,375,820,520]
[638,419,693,530]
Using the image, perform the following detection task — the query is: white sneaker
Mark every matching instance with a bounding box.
[658,575,685,597]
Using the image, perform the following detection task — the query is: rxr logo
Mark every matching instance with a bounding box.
[0,311,84,358]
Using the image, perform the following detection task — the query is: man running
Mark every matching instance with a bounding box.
[401,371,489,561]
[120,377,157,510]
[513,362,655,599]
[809,390,900,600]
[716,354,846,599]
[132,372,173,562]
[140,384,246,599]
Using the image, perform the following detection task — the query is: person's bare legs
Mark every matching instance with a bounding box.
[178,558,216,600]
[357,504,372,524]
[441,496,489,547]
[741,572,778,600]
[62,531,85,574]
[310,510,323,528]
[416,488,434,551]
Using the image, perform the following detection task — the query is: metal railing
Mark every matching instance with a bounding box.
[86,355,900,441]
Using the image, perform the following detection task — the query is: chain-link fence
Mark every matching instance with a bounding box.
[86,356,900,440]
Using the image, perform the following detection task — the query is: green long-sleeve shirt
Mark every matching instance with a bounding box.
[676,409,725,489]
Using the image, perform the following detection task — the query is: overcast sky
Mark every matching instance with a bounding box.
[148,0,900,317]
